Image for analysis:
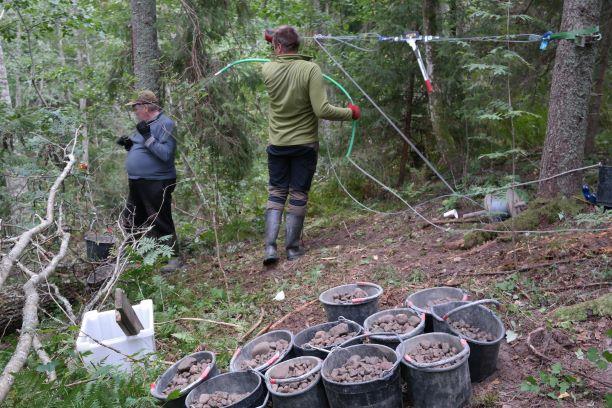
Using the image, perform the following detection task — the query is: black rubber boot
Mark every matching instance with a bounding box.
[263,209,282,265]
[285,213,305,261]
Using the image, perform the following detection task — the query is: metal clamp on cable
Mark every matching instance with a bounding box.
[575,32,601,47]
[403,32,434,94]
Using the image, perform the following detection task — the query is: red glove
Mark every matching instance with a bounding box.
[348,103,361,120]
[264,29,275,43]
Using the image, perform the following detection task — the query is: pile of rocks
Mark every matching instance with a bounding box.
[240,339,289,370]
[270,360,317,394]
[190,391,249,408]
[305,323,358,348]
[332,288,369,304]
[370,313,421,335]
[163,356,211,396]
[405,340,460,368]
[329,354,394,383]
[450,319,495,342]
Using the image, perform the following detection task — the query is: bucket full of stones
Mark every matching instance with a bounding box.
[185,370,268,408]
[229,330,294,374]
[319,282,383,325]
[150,351,219,407]
[265,356,329,408]
[321,343,402,408]
[397,332,471,408]
[363,308,426,350]
[431,299,505,383]
[405,286,468,332]
[294,318,364,360]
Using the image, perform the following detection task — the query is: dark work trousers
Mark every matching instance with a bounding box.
[266,144,318,216]
[122,178,179,254]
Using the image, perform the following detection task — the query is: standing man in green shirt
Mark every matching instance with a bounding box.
[261,25,361,265]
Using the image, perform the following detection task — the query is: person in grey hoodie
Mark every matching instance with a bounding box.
[118,90,180,272]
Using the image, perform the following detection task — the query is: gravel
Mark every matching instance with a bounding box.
[370,313,421,335]
[189,391,249,408]
[270,360,317,394]
[332,288,369,304]
[162,357,212,396]
[239,339,289,370]
[450,319,495,342]
[328,354,394,383]
[405,340,460,368]
[304,323,358,348]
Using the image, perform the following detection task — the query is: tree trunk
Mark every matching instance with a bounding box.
[130,0,161,95]
[422,0,457,176]
[77,32,89,165]
[397,70,416,187]
[0,284,53,335]
[538,0,601,198]
[584,1,611,156]
[0,38,11,107]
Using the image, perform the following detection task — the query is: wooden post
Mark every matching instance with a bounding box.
[115,288,144,336]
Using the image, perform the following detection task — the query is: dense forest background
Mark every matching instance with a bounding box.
[0,0,609,406]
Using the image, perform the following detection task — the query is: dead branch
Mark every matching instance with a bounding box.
[32,334,56,382]
[155,317,240,329]
[255,299,318,338]
[0,225,70,402]
[0,130,77,290]
[239,307,265,342]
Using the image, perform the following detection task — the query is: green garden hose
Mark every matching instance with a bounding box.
[214,58,358,158]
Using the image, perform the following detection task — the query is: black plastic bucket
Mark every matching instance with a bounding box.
[397,332,471,408]
[405,287,468,332]
[431,300,505,383]
[229,330,294,374]
[150,351,218,407]
[319,282,383,325]
[597,165,612,208]
[363,308,426,350]
[293,318,364,360]
[86,263,115,291]
[265,356,329,408]
[85,233,115,261]
[321,343,402,408]
[184,370,266,408]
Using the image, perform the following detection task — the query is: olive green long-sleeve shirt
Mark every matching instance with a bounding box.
[262,54,353,146]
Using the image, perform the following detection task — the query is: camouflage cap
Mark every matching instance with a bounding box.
[125,90,159,106]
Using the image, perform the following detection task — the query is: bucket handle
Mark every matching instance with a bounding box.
[232,346,281,372]
[301,316,360,354]
[149,360,213,396]
[177,363,212,394]
[351,284,381,303]
[267,359,323,385]
[255,390,270,408]
[302,331,396,354]
[364,312,426,336]
[404,292,469,310]
[248,369,271,408]
[403,338,469,368]
[327,331,403,377]
[442,299,500,321]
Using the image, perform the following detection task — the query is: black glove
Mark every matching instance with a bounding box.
[136,121,151,140]
[116,135,133,151]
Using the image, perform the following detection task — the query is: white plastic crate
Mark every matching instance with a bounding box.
[76,299,155,371]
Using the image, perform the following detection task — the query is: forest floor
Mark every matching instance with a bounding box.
[163,206,611,408]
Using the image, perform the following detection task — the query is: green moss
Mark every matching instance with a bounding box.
[463,197,582,249]
[553,293,612,323]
